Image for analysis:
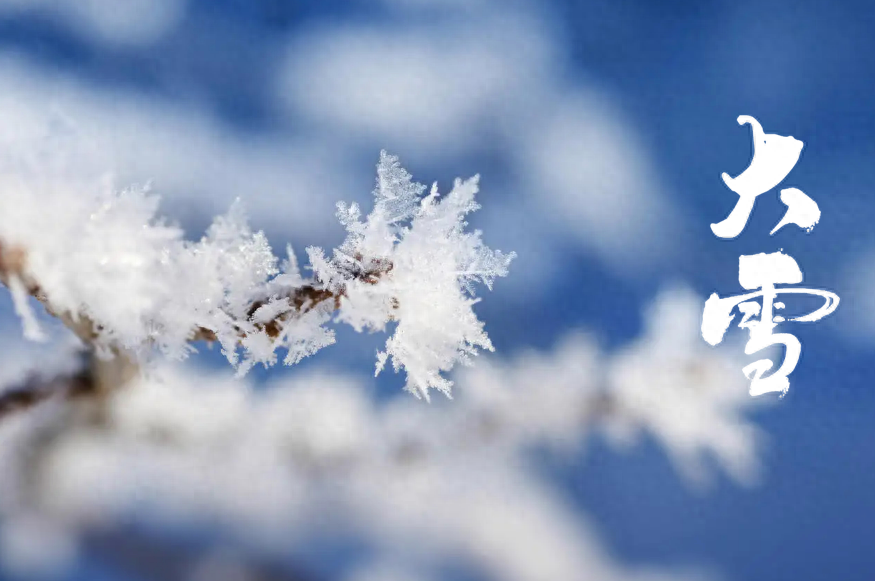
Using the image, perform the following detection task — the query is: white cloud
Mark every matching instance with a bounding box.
[836,246,875,341]
[512,89,678,270]
[0,0,186,46]
[275,8,680,277]
[374,0,495,11]
[277,15,555,160]
[0,56,355,247]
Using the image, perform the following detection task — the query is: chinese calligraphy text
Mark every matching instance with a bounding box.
[701,116,839,397]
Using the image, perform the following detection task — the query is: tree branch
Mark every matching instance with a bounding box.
[0,359,96,421]
[0,241,395,420]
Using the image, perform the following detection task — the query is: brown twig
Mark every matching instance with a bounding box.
[191,284,342,342]
[0,242,396,421]
[193,252,393,342]
[0,361,97,421]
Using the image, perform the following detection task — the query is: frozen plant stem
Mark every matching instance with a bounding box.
[0,151,515,412]
[0,241,136,413]
[0,243,393,415]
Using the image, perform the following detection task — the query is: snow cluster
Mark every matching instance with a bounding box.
[0,150,512,398]
[0,287,760,581]
[457,286,762,485]
[311,152,515,398]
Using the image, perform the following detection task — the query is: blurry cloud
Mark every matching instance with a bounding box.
[0,514,77,579]
[0,55,355,246]
[374,0,494,11]
[511,89,678,269]
[836,247,875,341]
[345,561,436,581]
[277,16,555,159]
[275,7,680,278]
[0,0,186,47]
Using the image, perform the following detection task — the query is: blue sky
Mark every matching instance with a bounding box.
[0,1,873,580]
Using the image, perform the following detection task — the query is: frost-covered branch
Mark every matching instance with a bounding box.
[0,151,514,403]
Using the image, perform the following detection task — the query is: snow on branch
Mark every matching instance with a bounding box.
[313,151,516,398]
[0,287,758,581]
[0,151,514,401]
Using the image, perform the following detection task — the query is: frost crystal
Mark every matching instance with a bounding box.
[314,151,516,399]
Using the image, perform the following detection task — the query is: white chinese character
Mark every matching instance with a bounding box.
[701,251,839,396]
[712,116,819,238]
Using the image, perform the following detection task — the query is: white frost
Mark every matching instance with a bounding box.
[0,149,512,396]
